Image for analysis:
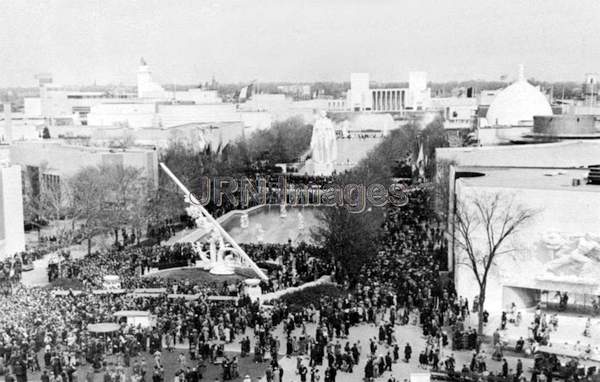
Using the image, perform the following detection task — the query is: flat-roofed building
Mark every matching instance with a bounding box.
[451,166,600,313]
[0,145,25,260]
[10,141,159,190]
[437,140,600,313]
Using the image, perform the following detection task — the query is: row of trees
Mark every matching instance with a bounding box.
[154,116,313,221]
[23,117,314,253]
[24,164,152,254]
[317,119,449,281]
[317,117,538,338]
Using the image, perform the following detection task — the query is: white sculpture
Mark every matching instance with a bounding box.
[280,203,287,218]
[192,241,210,266]
[297,211,305,232]
[544,236,600,275]
[256,224,265,243]
[310,110,338,176]
[534,233,600,283]
[208,228,235,275]
[186,204,207,230]
[161,163,267,280]
[198,128,208,151]
[240,213,249,229]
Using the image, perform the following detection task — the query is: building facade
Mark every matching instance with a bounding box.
[0,145,25,260]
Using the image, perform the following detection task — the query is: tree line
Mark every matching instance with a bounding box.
[23,117,313,253]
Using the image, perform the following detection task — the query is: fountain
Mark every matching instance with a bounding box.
[207,229,234,276]
[279,203,287,218]
[220,205,325,245]
[309,110,338,176]
[160,163,268,280]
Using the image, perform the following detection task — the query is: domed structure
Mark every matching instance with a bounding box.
[486,66,552,126]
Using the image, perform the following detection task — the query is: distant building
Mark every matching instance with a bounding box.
[532,114,600,139]
[345,71,431,112]
[276,84,312,99]
[484,66,552,127]
[406,71,431,110]
[348,73,372,111]
[430,96,477,131]
[10,141,159,190]
[475,65,553,145]
[24,73,134,126]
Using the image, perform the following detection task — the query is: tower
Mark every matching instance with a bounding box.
[137,58,167,99]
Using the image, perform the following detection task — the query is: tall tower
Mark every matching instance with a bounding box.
[349,73,371,111]
[137,58,166,99]
[137,58,152,98]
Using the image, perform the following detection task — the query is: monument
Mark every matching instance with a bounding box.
[309,110,337,176]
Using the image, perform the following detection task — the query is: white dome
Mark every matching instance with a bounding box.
[486,77,552,126]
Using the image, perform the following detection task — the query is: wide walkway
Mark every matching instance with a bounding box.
[21,237,106,287]
[24,305,600,381]
[159,312,538,382]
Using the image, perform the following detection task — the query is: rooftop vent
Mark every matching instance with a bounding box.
[588,165,600,185]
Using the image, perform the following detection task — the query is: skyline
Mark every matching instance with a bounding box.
[1,0,600,87]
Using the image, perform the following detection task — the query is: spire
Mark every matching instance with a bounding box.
[517,64,525,82]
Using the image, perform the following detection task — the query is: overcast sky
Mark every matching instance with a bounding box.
[1,0,599,87]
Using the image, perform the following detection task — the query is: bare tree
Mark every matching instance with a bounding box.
[69,166,110,255]
[69,164,151,254]
[100,164,149,245]
[455,191,536,335]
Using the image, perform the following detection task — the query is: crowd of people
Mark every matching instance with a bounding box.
[6,179,593,382]
[240,243,333,292]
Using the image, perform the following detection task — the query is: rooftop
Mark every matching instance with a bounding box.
[11,139,155,154]
[456,166,599,192]
[437,140,600,168]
